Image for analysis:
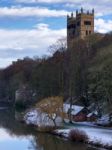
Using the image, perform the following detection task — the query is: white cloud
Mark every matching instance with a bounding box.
[65,0,112,17]
[95,19,112,33]
[0,23,66,68]
[0,58,16,68]
[0,1,111,18]
[16,0,66,3]
[0,16,112,68]
[14,0,112,17]
[0,6,69,17]
[16,0,86,3]
[0,23,66,51]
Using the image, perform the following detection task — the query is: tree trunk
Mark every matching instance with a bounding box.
[52,119,57,127]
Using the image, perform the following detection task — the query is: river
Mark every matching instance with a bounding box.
[0,108,102,150]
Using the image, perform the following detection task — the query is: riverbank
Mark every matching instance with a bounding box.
[24,109,112,150]
[53,128,112,150]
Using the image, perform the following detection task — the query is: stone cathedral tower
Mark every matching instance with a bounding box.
[67,8,94,48]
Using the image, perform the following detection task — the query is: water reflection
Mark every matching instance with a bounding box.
[32,134,89,150]
[0,108,100,150]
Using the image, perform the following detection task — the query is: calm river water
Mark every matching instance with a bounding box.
[0,108,101,150]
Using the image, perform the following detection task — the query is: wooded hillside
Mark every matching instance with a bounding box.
[0,33,112,115]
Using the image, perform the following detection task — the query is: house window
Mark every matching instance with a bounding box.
[84,21,91,25]
[86,30,88,35]
[89,31,91,34]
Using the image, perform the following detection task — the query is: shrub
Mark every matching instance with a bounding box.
[68,129,88,143]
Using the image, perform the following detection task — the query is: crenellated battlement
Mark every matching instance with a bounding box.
[67,8,94,19]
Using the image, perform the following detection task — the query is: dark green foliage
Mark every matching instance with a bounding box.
[15,101,26,111]
[88,43,112,116]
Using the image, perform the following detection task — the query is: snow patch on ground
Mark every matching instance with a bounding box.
[97,114,110,126]
[24,109,62,127]
[63,104,84,115]
[55,127,112,147]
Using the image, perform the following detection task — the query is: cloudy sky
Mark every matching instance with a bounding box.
[0,0,112,68]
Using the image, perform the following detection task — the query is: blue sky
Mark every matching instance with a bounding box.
[0,0,112,68]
